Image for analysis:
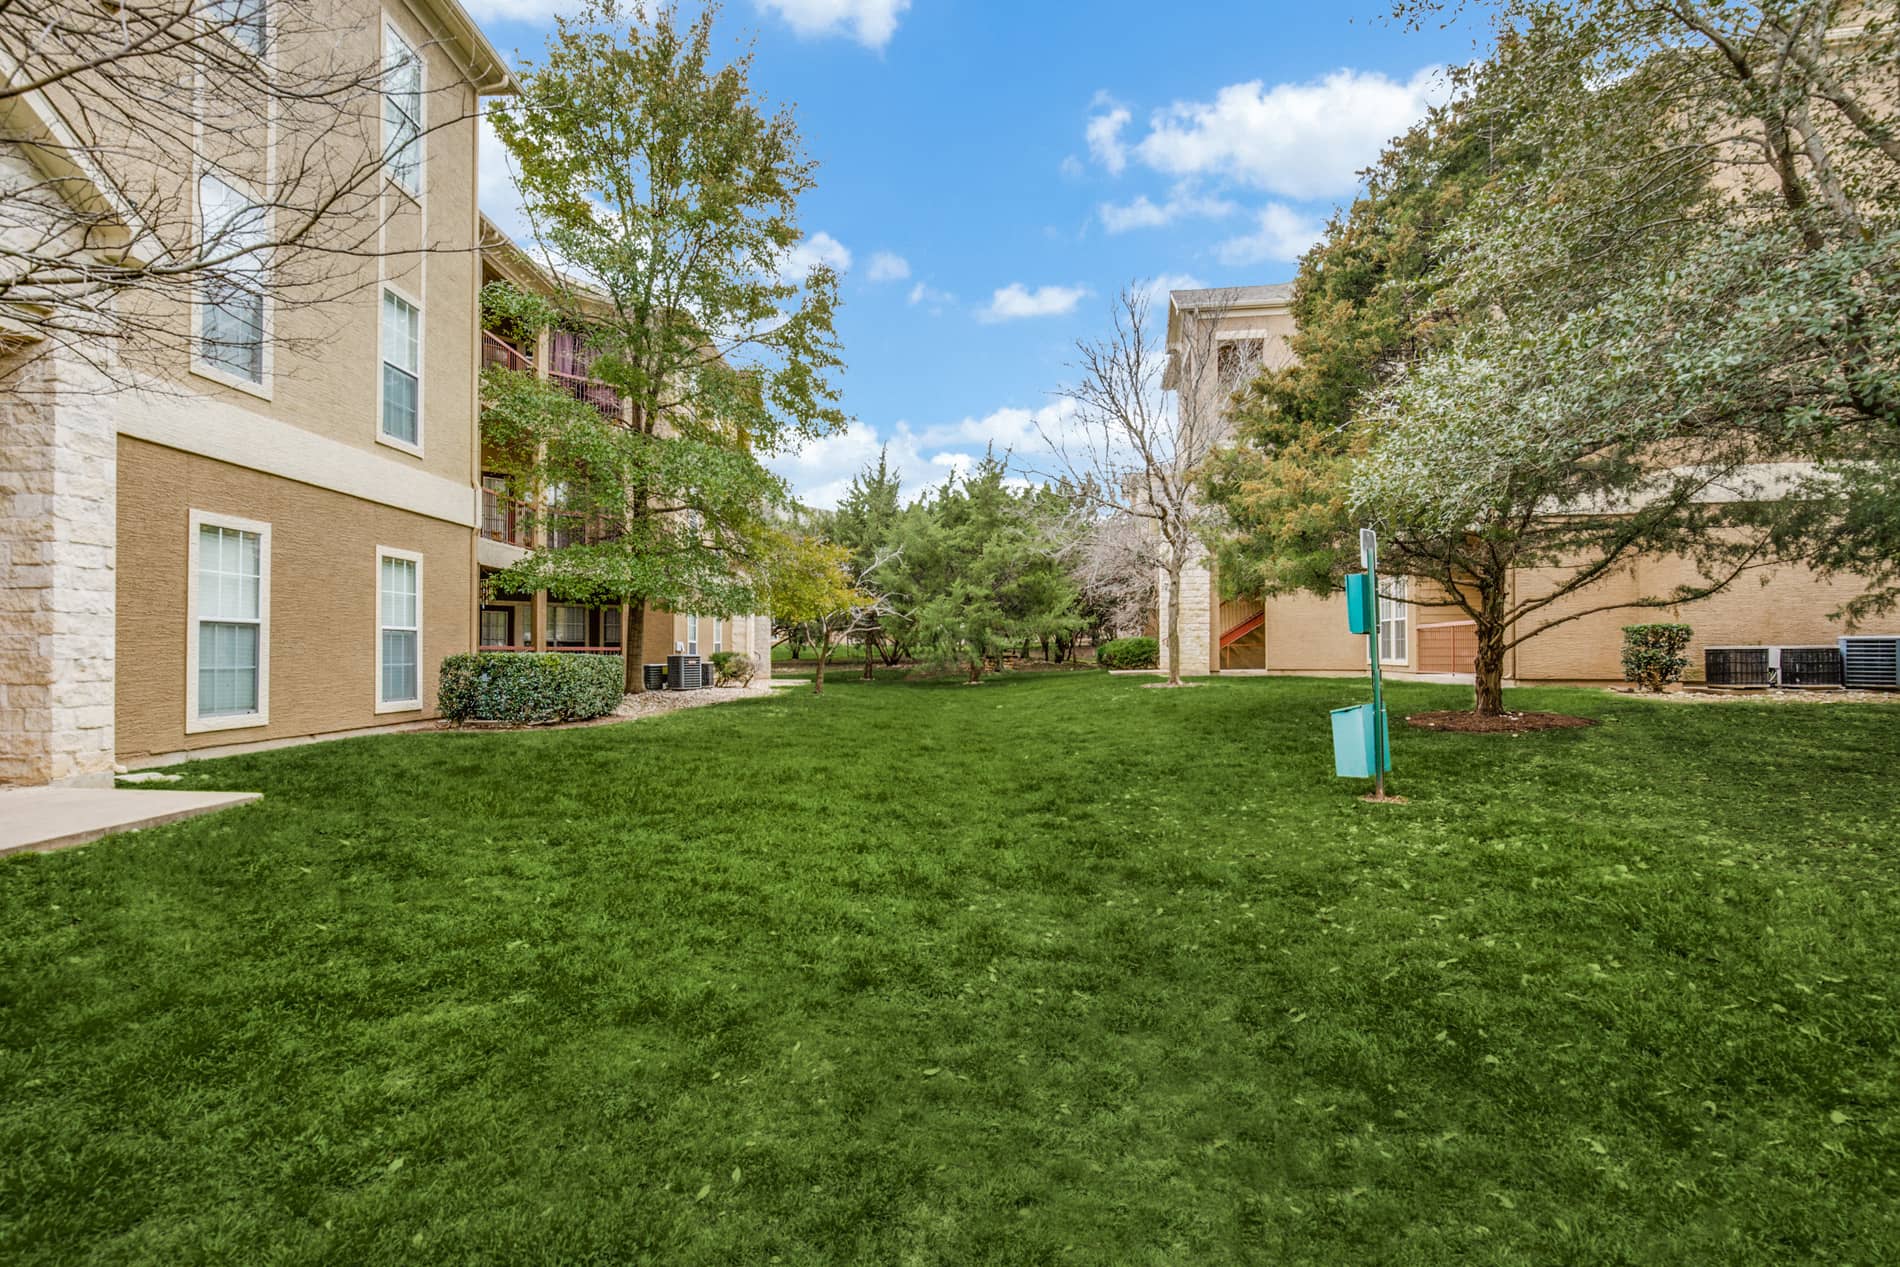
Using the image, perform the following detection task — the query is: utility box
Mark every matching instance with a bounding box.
[1330,704,1390,779]
[1345,573,1375,635]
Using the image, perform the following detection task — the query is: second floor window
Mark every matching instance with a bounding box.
[207,0,266,54]
[380,289,420,446]
[197,174,267,385]
[383,25,422,194]
[1216,338,1265,389]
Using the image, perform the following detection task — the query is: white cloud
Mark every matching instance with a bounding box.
[1098,185,1237,234]
[1132,66,1448,199]
[1136,272,1207,307]
[1085,95,1132,175]
[478,112,529,241]
[1216,204,1325,265]
[907,281,955,313]
[768,400,1090,508]
[785,231,853,277]
[1059,154,1086,180]
[979,282,1090,323]
[866,250,911,283]
[756,0,909,49]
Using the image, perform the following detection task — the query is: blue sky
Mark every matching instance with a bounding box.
[468,0,1480,506]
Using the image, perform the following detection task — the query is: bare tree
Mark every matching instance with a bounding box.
[1,0,504,391]
[1061,506,1157,643]
[1041,284,1243,686]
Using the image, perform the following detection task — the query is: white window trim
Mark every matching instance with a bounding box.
[382,20,425,199]
[185,509,272,734]
[712,617,722,655]
[375,281,425,456]
[374,546,424,714]
[686,613,699,657]
[1379,576,1410,667]
[190,171,274,401]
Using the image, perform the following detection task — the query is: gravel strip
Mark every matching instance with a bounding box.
[610,683,777,719]
[1608,686,1899,704]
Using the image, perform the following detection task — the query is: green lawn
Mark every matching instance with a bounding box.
[3,674,1897,1264]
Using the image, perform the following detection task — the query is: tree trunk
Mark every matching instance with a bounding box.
[1040,635,1050,662]
[622,601,645,693]
[1472,582,1508,717]
[1163,556,1184,686]
[813,640,828,695]
[967,655,983,683]
[861,635,875,680]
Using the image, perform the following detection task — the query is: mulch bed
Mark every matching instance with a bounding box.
[1405,710,1599,734]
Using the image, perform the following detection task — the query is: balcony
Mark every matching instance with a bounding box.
[482,330,533,374]
[480,485,531,547]
[549,330,624,422]
[549,370,624,421]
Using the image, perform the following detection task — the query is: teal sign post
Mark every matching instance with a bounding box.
[1330,528,1393,798]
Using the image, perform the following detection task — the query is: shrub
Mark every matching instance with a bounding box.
[709,650,757,687]
[1620,624,1693,692]
[438,652,624,724]
[1097,636,1160,670]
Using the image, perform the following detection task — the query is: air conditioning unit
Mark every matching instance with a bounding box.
[1839,636,1900,688]
[1776,645,1843,688]
[1704,646,1772,687]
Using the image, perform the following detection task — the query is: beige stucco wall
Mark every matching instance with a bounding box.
[1222,557,1876,684]
[115,437,474,764]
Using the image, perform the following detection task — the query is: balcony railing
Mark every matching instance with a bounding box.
[482,330,533,373]
[550,369,624,421]
[480,489,531,547]
[482,489,619,549]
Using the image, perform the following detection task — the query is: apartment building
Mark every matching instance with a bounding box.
[473,221,774,677]
[1159,283,1875,683]
[0,1,763,787]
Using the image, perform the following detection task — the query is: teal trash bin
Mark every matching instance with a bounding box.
[1330,703,1391,778]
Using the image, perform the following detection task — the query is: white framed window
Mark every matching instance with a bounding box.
[194,173,270,393]
[378,286,422,451]
[186,510,270,732]
[712,618,722,654]
[375,548,423,712]
[603,606,622,647]
[207,0,267,54]
[1379,576,1410,665]
[383,23,423,195]
[686,614,699,656]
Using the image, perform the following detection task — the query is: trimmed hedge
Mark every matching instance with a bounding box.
[709,650,758,686]
[439,652,625,724]
[1097,636,1160,670]
[1620,623,1693,692]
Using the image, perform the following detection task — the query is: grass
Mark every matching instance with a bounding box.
[2,673,1897,1264]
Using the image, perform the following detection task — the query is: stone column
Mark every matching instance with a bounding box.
[0,345,118,785]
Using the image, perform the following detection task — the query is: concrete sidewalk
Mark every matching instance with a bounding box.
[0,786,261,858]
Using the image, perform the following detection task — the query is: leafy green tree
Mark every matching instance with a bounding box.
[765,533,880,695]
[483,0,846,691]
[829,450,908,675]
[1207,19,1788,716]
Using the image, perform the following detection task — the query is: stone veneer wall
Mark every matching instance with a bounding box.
[0,345,118,785]
[1156,548,1215,678]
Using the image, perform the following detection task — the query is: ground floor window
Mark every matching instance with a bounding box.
[480,607,512,648]
[188,511,271,731]
[551,604,588,646]
[603,606,621,648]
[377,549,422,710]
[1379,576,1409,665]
[686,613,699,656]
[712,617,722,654]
